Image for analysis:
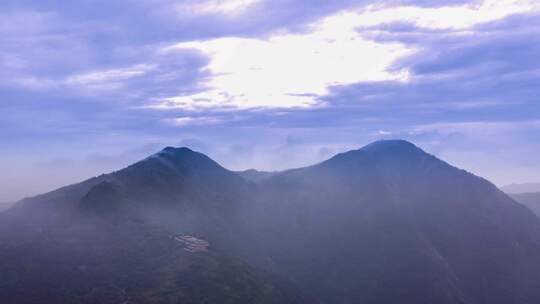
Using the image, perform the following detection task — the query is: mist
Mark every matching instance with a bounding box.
[3,141,540,303]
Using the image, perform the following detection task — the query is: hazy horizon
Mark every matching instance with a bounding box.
[3,139,539,202]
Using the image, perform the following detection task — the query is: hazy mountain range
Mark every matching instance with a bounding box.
[500,184,540,218]
[2,140,540,304]
[501,183,540,194]
[511,192,540,217]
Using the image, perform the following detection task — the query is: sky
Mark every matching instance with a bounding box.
[1,0,539,202]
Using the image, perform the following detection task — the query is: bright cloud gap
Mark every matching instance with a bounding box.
[145,0,540,111]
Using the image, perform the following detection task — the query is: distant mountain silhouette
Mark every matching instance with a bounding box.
[2,140,540,304]
[501,182,540,193]
[0,202,12,212]
[511,192,540,217]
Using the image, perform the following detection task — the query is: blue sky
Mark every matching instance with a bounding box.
[1,0,539,201]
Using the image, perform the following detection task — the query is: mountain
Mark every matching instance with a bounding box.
[511,192,540,217]
[501,182,540,194]
[0,147,310,304]
[243,140,540,304]
[2,140,540,304]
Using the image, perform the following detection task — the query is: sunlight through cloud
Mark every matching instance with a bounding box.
[162,13,411,109]
[156,0,540,110]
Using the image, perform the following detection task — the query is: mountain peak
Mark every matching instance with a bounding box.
[315,139,436,172]
[143,146,221,170]
[360,139,421,153]
[152,146,210,164]
[159,146,195,154]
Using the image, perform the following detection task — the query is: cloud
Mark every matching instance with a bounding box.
[322,10,540,110]
[356,0,540,30]
[146,0,540,109]
[0,0,479,107]
[178,0,262,15]
[167,116,225,127]
[163,17,409,108]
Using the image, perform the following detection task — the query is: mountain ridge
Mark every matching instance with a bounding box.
[2,139,540,304]
[7,140,436,212]
[248,140,540,304]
